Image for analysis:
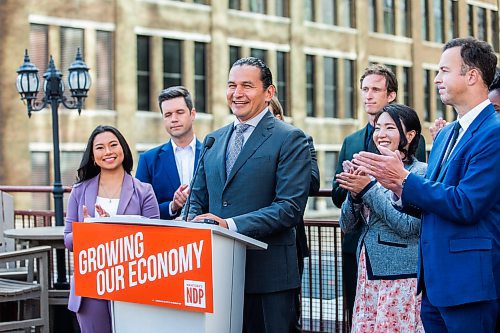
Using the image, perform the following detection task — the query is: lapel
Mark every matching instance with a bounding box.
[117,173,133,215]
[216,124,234,186]
[159,141,181,189]
[429,123,455,181]
[225,112,274,188]
[84,175,99,218]
[436,105,495,182]
[193,140,202,176]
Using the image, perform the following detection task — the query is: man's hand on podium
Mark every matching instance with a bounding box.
[193,213,228,229]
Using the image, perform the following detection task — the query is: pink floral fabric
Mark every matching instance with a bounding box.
[351,246,424,333]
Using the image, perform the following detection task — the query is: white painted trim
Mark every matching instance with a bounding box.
[314,144,343,151]
[422,62,439,71]
[135,27,211,43]
[227,38,290,52]
[368,32,413,44]
[29,142,86,151]
[303,47,357,60]
[29,15,115,31]
[138,0,211,11]
[228,9,291,24]
[422,40,445,49]
[466,0,498,11]
[305,117,359,126]
[368,55,413,67]
[304,21,357,35]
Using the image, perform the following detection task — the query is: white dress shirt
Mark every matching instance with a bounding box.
[170,137,197,215]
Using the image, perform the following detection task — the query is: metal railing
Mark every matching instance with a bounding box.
[0,186,348,333]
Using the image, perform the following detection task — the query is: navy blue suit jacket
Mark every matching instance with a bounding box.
[402,104,499,307]
[186,111,311,293]
[136,139,202,220]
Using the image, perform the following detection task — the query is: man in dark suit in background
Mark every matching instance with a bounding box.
[331,64,427,320]
[354,37,498,333]
[136,86,202,220]
[186,57,311,332]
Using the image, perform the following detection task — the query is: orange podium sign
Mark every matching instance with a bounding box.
[73,222,213,313]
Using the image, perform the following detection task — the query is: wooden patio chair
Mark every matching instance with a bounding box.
[0,246,50,333]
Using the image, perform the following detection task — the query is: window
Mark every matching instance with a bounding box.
[399,0,410,37]
[250,48,267,62]
[448,0,458,40]
[249,0,266,14]
[31,152,50,210]
[433,0,444,43]
[322,0,336,25]
[95,31,114,110]
[403,66,412,107]
[275,0,288,17]
[229,0,240,10]
[476,7,486,41]
[163,39,182,89]
[467,5,474,37]
[340,0,354,27]
[421,0,430,40]
[29,24,48,101]
[435,72,446,120]
[492,11,499,52]
[276,51,289,116]
[423,69,431,122]
[306,55,315,117]
[369,0,377,32]
[194,42,207,113]
[60,27,84,102]
[383,0,395,35]
[137,35,150,111]
[324,57,337,118]
[305,0,314,21]
[229,46,241,68]
[344,59,355,118]
[324,151,338,208]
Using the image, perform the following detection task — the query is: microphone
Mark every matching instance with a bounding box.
[182,136,215,221]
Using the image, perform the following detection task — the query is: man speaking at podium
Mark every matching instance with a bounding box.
[184,57,312,332]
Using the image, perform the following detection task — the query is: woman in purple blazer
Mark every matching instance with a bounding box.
[64,125,159,333]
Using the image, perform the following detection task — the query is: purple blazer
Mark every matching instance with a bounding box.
[64,173,159,312]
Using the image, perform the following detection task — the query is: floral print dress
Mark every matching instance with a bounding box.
[351,246,424,333]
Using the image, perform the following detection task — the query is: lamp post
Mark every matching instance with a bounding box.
[16,49,91,288]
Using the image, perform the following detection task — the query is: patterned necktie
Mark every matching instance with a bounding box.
[439,121,461,171]
[226,123,250,177]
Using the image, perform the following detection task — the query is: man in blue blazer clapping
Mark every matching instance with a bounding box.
[136,86,202,220]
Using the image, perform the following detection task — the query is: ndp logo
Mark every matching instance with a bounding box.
[184,280,206,308]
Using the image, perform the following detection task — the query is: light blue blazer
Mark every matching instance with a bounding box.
[340,157,427,279]
[402,104,499,307]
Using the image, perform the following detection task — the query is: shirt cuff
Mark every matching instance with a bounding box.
[391,173,410,207]
[226,218,238,232]
[169,202,177,217]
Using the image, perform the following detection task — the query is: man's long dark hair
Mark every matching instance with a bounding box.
[374,104,422,164]
[76,125,133,183]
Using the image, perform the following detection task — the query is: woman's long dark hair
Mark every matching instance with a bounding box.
[374,104,422,164]
[76,125,133,183]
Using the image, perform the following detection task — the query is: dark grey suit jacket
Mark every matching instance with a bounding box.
[187,111,312,293]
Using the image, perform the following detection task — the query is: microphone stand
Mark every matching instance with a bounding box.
[182,137,215,221]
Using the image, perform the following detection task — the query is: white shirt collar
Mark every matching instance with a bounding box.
[171,136,196,152]
[457,99,490,132]
[232,107,270,129]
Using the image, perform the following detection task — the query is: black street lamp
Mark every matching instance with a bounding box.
[16,49,91,288]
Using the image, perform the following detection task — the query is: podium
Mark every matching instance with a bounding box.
[72,217,267,333]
